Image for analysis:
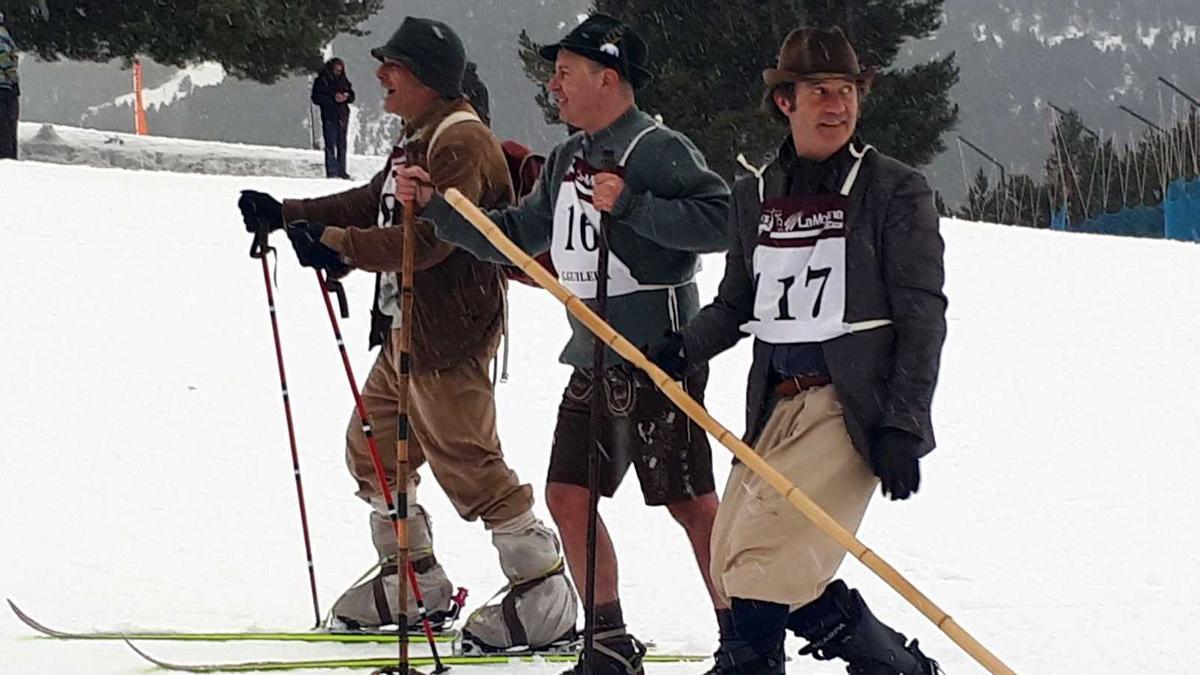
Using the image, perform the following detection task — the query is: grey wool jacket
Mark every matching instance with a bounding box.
[679,138,948,460]
[423,105,731,368]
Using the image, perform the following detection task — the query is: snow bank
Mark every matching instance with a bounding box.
[16,121,385,179]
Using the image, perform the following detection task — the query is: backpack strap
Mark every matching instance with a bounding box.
[618,123,660,167]
[428,110,484,158]
[839,142,875,196]
[736,153,768,201]
[514,153,543,196]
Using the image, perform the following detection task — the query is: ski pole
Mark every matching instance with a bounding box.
[311,268,444,674]
[582,150,617,675]
[390,141,433,674]
[250,229,322,628]
[442,188,1017,675]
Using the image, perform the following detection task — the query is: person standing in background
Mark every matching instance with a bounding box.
[0,11,20,160]
[311,57,354,178]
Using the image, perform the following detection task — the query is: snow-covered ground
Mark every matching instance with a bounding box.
[2,158,1199,674]
[16,121,384,180]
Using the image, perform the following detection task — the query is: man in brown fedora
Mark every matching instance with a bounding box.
[648,26,945,674]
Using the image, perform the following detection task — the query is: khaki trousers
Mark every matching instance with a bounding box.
[710,385,878,607]
[345,330,533,527]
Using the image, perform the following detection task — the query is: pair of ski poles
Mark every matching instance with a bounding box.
[249,149,442,674]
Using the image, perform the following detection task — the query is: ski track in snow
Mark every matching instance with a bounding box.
[2,159,1200,673]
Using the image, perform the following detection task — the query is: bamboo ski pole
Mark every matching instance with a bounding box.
[442,188,1016,675]
[389,142,438,674]
[249,231,322,628]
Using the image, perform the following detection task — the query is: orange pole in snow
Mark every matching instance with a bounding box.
[133,59,149,135]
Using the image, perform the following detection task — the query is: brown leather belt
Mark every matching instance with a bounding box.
[774,374,833,397]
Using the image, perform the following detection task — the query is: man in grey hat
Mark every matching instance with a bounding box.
[648,26,944,674]
[396,13,731,675]
[236,17,577,652]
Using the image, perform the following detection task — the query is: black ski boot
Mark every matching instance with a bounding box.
[560,629,646,675]
[703,600,787,674]
[789,580,941,675]
[705,639,787,674]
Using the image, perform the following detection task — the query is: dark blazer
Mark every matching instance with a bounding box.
[680,139,947,460]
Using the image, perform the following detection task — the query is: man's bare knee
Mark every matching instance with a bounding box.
[545,482,589,525]
[666,494,719,530]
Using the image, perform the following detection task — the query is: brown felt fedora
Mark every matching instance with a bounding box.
[763,27,875,87]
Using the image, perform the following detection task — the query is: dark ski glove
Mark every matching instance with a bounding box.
[870,428,923,501]
[646,330,688,381]
[286,221,343,270]
[238,190,284,234]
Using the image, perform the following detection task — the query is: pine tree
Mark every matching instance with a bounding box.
[518,0,958,178]
[4,0,383,83]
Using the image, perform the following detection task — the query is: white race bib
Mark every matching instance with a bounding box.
[741,145,878,343]
[376,137,414,325]
[549,125,674,300]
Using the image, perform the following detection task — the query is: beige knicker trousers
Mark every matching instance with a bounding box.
[710,385,878,607]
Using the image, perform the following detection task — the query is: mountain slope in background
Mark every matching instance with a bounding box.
[902,0,1200,201]
[12,0,1200,203]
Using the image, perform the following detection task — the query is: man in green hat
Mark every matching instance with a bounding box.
[396,13,731,675]
[236,17,578,652]
[648,26,944,674]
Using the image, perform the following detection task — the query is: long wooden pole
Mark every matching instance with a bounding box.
[392,145,421,674]
[443,188,1016,675]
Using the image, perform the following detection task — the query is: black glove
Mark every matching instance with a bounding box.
[646,330,688,381]
[869,428,923,501]
[238,190,284,234]
[286,221,342,269]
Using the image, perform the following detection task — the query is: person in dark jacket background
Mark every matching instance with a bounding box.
[311,57,355,178]
[0,11,20,160]
[649,26,946,674]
